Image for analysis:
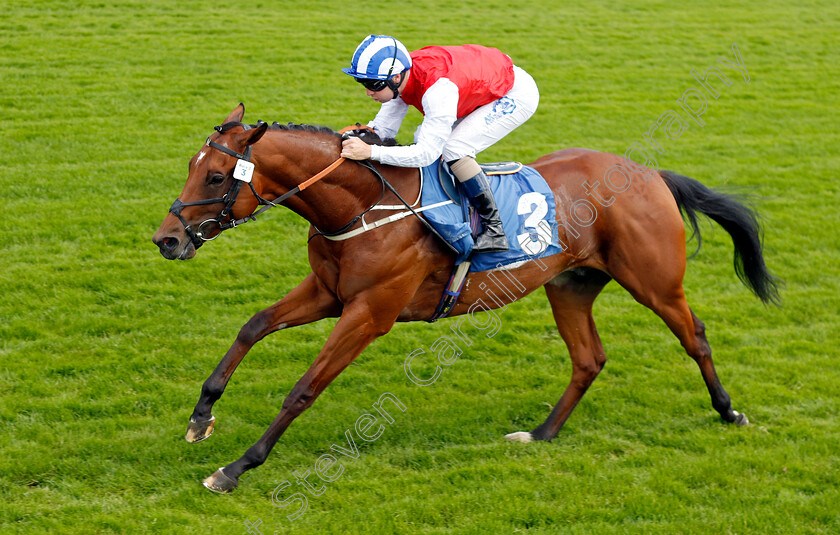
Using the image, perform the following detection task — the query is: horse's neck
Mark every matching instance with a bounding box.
[254,132,388,231]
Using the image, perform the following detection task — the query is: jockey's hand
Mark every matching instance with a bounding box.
[341,136,372,160]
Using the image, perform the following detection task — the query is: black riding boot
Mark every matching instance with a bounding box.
[461,171,509,253]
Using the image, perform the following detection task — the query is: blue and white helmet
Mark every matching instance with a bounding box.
[342,35,412,80]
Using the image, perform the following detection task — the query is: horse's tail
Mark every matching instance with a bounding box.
[659,170,781,305]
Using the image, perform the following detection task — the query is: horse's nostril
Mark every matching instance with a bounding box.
[161,237,179,251]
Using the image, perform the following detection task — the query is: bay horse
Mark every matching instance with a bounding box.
[153,104,779,493]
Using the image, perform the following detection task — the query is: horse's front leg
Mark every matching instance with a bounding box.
[202,292,403,493]
[186,273,341,443]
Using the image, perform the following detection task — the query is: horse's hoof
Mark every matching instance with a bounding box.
[733,411,749,426]
[185,416,215,443]
[504,431,533,443]
[202,467,237,494]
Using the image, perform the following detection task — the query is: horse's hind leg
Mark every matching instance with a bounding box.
[610,261,749,426]
[654,295,748,425]
[686,308,748,425]
[506,267,611,443]
[186,273,341,443]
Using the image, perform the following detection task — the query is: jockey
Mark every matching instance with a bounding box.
[340,35,540,254]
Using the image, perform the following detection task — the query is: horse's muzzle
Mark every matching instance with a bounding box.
[153,233,198,260]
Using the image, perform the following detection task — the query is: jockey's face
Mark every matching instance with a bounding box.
[367,85,394,103]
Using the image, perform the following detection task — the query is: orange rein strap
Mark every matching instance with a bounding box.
[227,156,347,229]
[298,157,346,192]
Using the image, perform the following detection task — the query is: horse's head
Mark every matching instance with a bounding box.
[153,104,268,260]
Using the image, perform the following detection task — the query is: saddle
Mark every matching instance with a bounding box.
[420,159,564,321]
[420,159,562,269]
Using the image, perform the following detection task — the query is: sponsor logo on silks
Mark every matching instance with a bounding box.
[485,96,517,125]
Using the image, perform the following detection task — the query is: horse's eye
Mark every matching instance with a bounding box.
[208,174,225,186]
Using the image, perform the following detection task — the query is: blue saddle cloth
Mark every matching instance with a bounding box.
[420,161,564,272]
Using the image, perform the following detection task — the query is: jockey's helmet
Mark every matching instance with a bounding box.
[342,35,411,82]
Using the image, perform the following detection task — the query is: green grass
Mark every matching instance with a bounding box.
[2,0,839,533]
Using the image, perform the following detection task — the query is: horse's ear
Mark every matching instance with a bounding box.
[224,103,245,124]
[245,121,268,146]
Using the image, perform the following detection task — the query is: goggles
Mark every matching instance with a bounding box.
[356,77,390,92]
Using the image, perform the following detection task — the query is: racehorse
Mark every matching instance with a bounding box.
[153,104,779,493]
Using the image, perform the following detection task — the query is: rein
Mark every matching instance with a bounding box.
[352,160,459,254]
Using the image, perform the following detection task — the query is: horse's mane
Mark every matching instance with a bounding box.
[216,120,397,146]
[217,120,339,137]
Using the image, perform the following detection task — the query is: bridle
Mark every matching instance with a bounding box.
[167,122,347,249]
[168,123,456,254]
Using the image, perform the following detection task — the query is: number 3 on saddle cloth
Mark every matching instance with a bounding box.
[422,160,564,321]
[424,160,564,270]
